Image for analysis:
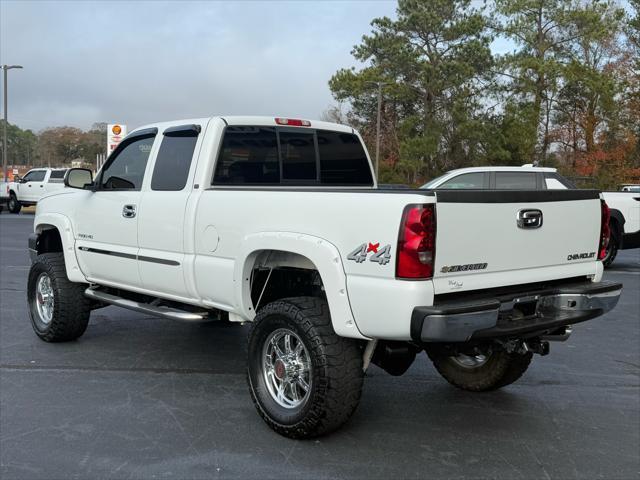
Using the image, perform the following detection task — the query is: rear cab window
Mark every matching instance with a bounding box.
[213,126,373,186]
[48,170,68,183]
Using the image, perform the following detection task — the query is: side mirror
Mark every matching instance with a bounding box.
[64,168,94,190]
[14,176,23,183]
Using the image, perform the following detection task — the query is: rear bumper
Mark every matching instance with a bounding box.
[411,281,622,343]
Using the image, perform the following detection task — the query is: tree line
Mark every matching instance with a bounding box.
[0,121,107,176]
[327,0,639,188]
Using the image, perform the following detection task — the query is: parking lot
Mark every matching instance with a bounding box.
[0,212,638,479]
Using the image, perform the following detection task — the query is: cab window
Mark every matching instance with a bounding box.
[151,126,200,191]
[437,172,486,189]
[100,132,156,190]
[23,170,46,182]
[494,172,537,189]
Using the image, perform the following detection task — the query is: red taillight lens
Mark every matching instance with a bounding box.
[598,199,611,260]
[396,204,436,279]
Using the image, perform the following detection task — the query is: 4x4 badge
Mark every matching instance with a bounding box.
[347,243,392,265]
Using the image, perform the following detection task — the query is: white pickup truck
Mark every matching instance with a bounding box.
[422,166,640,266]
[28,117,622,438]
[7,168,68,213]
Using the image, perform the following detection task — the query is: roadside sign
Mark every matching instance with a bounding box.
[107,124,127,155]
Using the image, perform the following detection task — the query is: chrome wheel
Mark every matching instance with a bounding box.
[35,273,54,324]
[451,353,489,369]
[262,328,311,409]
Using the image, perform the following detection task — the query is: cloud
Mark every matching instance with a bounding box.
[1,0,397,131]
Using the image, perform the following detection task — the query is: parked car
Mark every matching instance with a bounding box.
[28,117,621,438]
[422,166,640,267]
[7,168,68,213]
[620,184,640,193]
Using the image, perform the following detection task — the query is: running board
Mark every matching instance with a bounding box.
[84,288,206,322]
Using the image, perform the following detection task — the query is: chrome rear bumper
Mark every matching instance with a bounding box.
[411,281,622,343]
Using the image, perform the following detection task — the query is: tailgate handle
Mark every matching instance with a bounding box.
[517,209,543,229]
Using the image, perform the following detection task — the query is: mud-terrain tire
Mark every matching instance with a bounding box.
[602,224,620,267]
[28,253,91,342]
[247,297,364,439]
[427,349,533,392]
[8,193,21,214]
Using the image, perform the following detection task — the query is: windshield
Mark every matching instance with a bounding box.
[421,174,448,189]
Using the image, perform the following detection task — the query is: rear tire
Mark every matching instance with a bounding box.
[8,193,21,214]
[602,223,620,267]
[427,348,533,392]
[247,297,364,438]
[28,253,92,342]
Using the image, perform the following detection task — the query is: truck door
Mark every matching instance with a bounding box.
[19,169,47,203]
[74,128,158,288]
[137,123,205,299]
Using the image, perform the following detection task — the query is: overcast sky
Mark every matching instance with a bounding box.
[1,1,515,133]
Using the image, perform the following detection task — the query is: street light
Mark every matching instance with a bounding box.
[2,64,23,181]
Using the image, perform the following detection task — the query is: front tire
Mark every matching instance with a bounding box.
[427,348,532,392]
[28,253,92,342]
[8,193,21,214]
[247,297,364,439]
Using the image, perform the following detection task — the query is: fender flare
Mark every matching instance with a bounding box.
[609,208,625,242]
[234,232,367,340]
[34,212,86,283]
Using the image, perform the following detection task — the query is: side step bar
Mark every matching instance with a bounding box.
[84,288,206,322]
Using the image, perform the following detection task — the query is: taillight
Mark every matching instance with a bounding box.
[598,199,611,260]
[396,204,436,279]
[275,117,311,127]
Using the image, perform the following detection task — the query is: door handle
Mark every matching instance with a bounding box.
[122,204,137,218]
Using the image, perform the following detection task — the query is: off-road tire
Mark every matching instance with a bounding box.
[602,224,620,268]
[427,349,533,392]
[28,253,91,342]
[247,297,364,439]
[8,193,21,214]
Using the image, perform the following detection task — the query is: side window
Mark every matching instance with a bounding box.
[100,134,155,190]
[280,130,317,181]
[151,126,200,191]
[495,172,537,189]
[438,172,485,189]
[317,130,373,185]
[48,170,67,182]
[24,170,46,182]
[213,127,279,184]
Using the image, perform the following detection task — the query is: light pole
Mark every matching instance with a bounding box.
[2,64,23,181]
[365,81,390,183]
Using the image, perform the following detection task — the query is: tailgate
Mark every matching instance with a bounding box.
[432,189,602,294]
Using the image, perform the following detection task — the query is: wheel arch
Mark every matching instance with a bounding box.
[33,213,86,283]
[608,209,624,244]
[234,232,366,339]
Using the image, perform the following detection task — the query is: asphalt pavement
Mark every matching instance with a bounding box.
[1,212,638,479]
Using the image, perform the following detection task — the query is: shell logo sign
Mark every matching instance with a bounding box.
[107,124,127,155]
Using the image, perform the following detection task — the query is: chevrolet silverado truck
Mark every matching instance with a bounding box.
[422,166,640,267]
[7,168,68,213]
[28,117,622,438]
